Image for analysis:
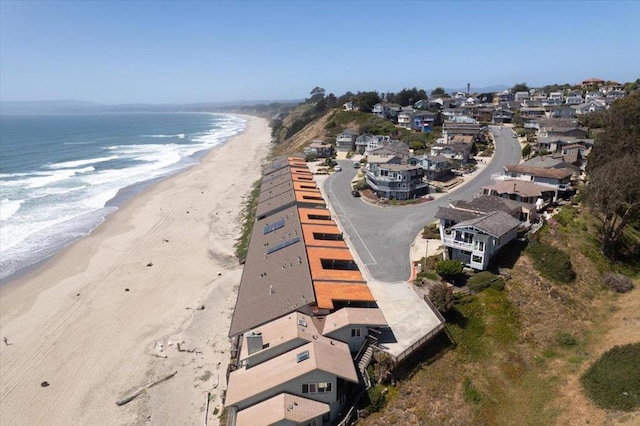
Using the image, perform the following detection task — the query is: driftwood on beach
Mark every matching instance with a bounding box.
[115,371,177,406]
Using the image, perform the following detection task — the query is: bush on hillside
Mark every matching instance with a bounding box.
[436,260,464,281]
[602,272,635,293]
[526,240,576,283]
[467,271,505,292]
[372,352,395,384]
[428,282,455,314]
[581,343,640,411]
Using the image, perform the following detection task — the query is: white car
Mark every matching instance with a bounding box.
[334,165,342,172]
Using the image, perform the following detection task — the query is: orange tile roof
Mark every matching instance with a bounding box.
[301,224,348,249]
[294,191,326,206]
[306,247,364,282]
[293,181,318,192]
[290,168,313,175]
[298,208,334,225]
[313,282,374,310]
[291,174,315,182]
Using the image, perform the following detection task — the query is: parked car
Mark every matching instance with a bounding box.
[334,165,342,172]
[351,190,361,197]
[353,162,361,168]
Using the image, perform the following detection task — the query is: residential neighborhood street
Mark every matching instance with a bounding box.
[321,126,522,282]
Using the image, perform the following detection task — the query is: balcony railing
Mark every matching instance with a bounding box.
[442,236,473,250]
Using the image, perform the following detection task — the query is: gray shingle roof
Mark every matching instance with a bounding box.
[450,195,528,216]
[435,206,483,222]
[229,204,315,337]
[452,210,521,237]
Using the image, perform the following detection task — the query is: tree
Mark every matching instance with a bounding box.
[325,93,338,109]
[511,82,529,94]
[586,93,640,258]
[355,91,381,113]
[431,87,446,97]
[395,87,427,106]
[307,86,326,104]
[522,143,532,159]
[428,282,455,314]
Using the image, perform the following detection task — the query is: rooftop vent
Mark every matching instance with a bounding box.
[297,319,307,327]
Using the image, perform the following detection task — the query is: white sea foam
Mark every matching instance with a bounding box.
[1,113,246,281]
[142,133,186,138]
[0,198,24,221]
[47,155,119,169]
[26,166,95,188]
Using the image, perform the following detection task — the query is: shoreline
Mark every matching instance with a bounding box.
[0,114,272,425]
[1,113,244,286]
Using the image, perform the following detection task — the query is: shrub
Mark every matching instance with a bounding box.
[556,332,578,347]
[526,240,576,283]
[436,260,464,281]
[422,223,440,239]
[415,270,439,286]
[490,278,506,291]
[425,255,441,271]
[354,180,369,191]
[603,272,635,293]
[522,143,532,158]
[372,352,395,384]
[366,385,387,412]
[428,282,455,314]
[581,343,640,411]
[467,271,504,292]
[304,152,317,162]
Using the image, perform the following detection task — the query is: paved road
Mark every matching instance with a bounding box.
[322,126,522,282]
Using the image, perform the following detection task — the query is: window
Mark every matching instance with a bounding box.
[303,382,332,394]
[320,259,358,271]
[308,214,331,221]
[318,382,332,393]
[296,350,310,363]
[351,328,362,338]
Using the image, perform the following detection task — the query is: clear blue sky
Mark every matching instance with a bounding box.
[1,0,639,104]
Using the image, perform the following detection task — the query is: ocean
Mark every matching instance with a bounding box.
[0,112,246,283]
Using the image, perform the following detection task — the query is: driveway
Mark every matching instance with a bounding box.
[321,126,522,282]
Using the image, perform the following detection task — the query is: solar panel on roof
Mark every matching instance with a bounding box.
[263,218,285,235]
[265,236,300,255]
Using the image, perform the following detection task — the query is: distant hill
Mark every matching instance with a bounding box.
[0,99,302,115]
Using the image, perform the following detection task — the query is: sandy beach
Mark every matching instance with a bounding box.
[0,115,272,425]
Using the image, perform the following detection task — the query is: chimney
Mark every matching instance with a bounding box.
[245,331,263,355]
[513,183,517,192]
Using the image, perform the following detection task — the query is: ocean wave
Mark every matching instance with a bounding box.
[0,187,119,253]
[0,198,25,221]
[1,113,246,281]
[142,133,186,139]
[64,141,96,145]
[47,155,120,169]
[31,185,88,198]
[27,166,95,188]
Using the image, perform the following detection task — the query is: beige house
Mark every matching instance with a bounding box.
[235,393,329,426]
[319,308,387,352]
[226,339,358,423]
